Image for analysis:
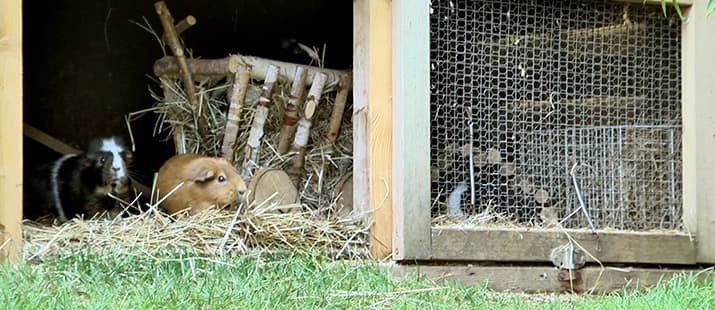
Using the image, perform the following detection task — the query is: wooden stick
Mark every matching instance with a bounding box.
[326,73,352,145]
[154,1,209,139]
[153,54,345,86]
[221,64,251,161]
[321,72,352,173]
[242,65,280,178]
[23,123,80,154]
[161,15,196,43]
[287,72,328,176]
[153,55,240,77]
[277,66,308,154]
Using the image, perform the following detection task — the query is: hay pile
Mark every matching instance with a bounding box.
[23,201,368,260]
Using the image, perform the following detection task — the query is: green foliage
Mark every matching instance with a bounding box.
[662,0,715,19]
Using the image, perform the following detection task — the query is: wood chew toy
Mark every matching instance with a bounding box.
[153,54,344,85]
[246,168,299,213]
[242,65,279,178]
[221,64,251,161]
[154,1,210,140]
[287,72,328,177]
[277,66,308,154]
[322,72,352,173]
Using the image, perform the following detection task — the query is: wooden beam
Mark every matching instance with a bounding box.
[682,0,715,264]
[354,0,393,259]
[390,264,706,293]
[23,123,80,154]
[391,0,432,260]
[431,227,696,265]
[0,0,23,262]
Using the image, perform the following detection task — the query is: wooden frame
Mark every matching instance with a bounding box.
[0,0,23,261]
[390,265,707,293]
[682,0,715,264]
[354,0,394,259]
[380,0,715,266]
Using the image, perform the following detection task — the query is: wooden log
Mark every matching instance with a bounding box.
[287,72,328,176]
[246,168,299,213]
[321,72,352,172]
[277,66,308,154]
[160,15,196,43]
[154,1,209,139]
[242,65,279,178]
[326,73,352,146]
[153,55,240,77]
[221,65,251,161]
[154,54,346,86]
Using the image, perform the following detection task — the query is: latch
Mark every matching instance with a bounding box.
[550,242,586,292]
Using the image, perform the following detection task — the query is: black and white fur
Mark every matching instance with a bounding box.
[24,137,134,223]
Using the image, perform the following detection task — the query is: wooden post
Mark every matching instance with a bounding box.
[682,0,715,264]
[0,0,23,261]
[354,0,393,259]
[391,0,431,260]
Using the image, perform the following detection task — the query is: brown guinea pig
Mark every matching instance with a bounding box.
[156,154,247,216]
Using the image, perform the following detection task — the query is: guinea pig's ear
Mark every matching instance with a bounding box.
[191,168,216,183]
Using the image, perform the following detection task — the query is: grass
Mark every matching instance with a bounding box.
[0,250,714,309]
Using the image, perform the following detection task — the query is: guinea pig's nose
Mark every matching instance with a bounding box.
[238,189,246,196]
[112,166,120,171]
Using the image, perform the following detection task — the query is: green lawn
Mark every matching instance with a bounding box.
[1,250,713,309]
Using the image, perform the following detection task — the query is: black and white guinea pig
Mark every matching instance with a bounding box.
[24,136,134,223]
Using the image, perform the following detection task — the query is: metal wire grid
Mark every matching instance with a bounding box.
[429,0,683,230]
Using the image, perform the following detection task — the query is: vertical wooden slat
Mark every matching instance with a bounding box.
[353,0,393,259]
[0,0,23,261]
[392,0,432,260]
[682,1,715,264]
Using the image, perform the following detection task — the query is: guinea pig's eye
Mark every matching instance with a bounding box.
[99,156,106,164]
[218,175,227,183]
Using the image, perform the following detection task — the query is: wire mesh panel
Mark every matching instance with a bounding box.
[429,0,682,231]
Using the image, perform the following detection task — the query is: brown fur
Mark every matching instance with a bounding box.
[156,154,247,215]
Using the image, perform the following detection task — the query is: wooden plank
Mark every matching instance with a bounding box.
[23,123,81,154]
[353,0,393,259]
[352,0,370,250]
[391,0,432,260]
[430,227,696,265]
[682,0,715,264]
[0,0,23,262]
[390,264,706,293]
